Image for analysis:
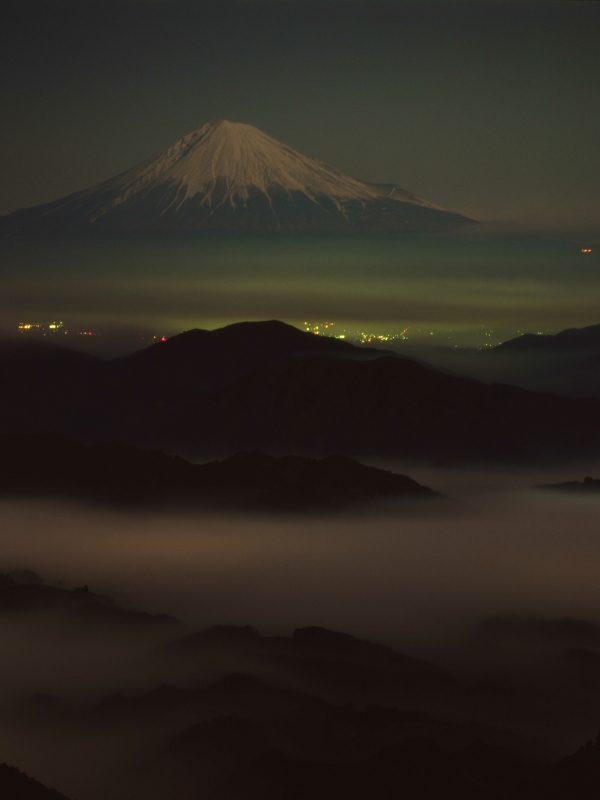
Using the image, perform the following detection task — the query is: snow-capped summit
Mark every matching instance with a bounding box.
[140,119,382,209]
[1,120,474,233]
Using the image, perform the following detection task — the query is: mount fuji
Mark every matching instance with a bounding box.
[1,120,474,234]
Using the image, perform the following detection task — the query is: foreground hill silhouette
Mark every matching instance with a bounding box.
[2,321,600,463]
[0,432,437,510]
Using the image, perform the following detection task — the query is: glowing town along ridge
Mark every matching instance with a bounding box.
[303,322,408,344]
[1,120,473,233]
[302,322,543,348]
[17,321,99,338]
[13,319,535,350]
[14,321,166,343]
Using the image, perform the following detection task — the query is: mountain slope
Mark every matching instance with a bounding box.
[0,762,72,800]
[157,351,600,461]
[1,121,473,234]
[478,323,600,399]
[494,324,600,352]
[0,320,396,441]
[2,320,600,462]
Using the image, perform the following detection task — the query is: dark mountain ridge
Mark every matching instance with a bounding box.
[0,571,176,629]
[495,324,600,352]
[0,432,438,510]
[534,476,600,494]
[0,763,72,800]
[2,320,600,462]
[472,322,600,399]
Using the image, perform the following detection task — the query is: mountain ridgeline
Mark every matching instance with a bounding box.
[484,323,600,399]
[1,320,600,463]
[0,121,473,235]
[0,432,438,510]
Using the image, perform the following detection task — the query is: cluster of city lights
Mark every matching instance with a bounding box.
[12,319,558,353]
[18,321,98,337]
[303,322,408,344]
[15,322,168,343]
[302,321,549,350]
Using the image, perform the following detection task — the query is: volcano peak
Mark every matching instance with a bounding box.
[1,121,474,234]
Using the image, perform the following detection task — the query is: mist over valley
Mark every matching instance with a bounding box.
[2,465,600,799]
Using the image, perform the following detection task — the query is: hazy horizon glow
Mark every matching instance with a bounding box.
[2,233,599,351]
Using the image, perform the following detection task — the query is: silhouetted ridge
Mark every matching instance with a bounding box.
[134,319,391,365]
[0,570,176,628]
[496,323,600,352]
[166,623,448,695]
[2,319,600,462]
[0,762,72,799]
[534,476,600,493]
[477,321,600,400]
[543,731,600,799]
[292,626,420,669]
[0,432,439,510]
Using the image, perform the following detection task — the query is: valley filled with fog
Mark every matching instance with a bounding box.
[2,463,600,799]
[3,465,600,658]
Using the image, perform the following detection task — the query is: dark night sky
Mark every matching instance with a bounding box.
[1,0,599,229]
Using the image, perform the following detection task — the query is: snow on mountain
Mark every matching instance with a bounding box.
[114,120,382,211]
[1,120,473,233]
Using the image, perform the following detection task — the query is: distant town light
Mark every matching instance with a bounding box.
[581,248,593,253]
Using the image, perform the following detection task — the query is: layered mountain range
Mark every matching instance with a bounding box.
[2,320,600,462]
[7,577,600,800]
[0,121,473,234]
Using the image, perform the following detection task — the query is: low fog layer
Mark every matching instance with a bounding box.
[2,465,600,657]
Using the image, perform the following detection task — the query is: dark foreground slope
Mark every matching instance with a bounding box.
[168,352,600,462]
[0,763,72,800]
[1,321,600,462]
